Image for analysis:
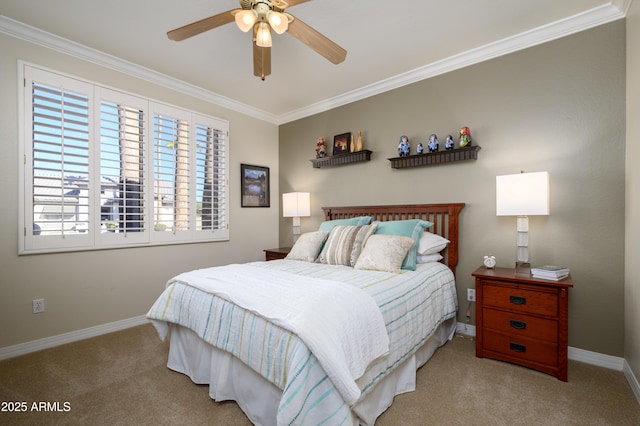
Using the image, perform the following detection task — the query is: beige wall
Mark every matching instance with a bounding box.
[626,1,640,382]
[0,34,280,348]
[279,21,626,356]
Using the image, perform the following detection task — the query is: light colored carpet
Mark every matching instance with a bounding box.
[0,324,638,425]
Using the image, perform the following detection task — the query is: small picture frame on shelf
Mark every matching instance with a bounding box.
[241,164,270,207]
[333,132,351,155]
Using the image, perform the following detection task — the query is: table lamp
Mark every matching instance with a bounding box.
[282,192,310,243]
[496,171,549,273]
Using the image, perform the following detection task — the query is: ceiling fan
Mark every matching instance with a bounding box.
[167,0,347,80]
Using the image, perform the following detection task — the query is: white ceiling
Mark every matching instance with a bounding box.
[0,0,630,124]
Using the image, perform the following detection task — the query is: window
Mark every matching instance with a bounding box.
[20,65,229,254]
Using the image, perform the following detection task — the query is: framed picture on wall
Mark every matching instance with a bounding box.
[333,132,351,155]
[241,164,270,207]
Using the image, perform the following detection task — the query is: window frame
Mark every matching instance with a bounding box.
[19,63,229,255]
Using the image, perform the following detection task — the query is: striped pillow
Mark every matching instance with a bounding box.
[316,224,377,266]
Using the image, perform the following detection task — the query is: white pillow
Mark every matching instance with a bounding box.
[285,231,329,262]
[418,232,450,255]
[354,234,415,273]
[417,253,443,264]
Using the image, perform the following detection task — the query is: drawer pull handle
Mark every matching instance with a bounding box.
[510,320,527,330]
[510,342,526,353]
[510,295,526,305]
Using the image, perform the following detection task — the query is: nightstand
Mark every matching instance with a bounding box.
[472,266,574,381]
[263,247,291,261]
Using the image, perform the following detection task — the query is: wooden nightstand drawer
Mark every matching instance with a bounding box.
[483,329,558,367]
[483,308,558,342]
[483,282,558,317]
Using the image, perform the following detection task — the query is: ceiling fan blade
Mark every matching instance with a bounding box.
[287,16,347,64]
[281,0,311,7]
[167,9,236,41]
[253,41,272,80]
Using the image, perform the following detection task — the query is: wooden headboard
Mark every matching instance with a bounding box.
[322,203,465,274]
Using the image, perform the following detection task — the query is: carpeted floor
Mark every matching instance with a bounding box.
[0,324,638,425]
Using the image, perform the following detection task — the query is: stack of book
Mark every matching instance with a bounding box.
[531,265,570,281]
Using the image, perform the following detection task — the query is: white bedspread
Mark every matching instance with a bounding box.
[157,263,389,406]
[148,260,458,425]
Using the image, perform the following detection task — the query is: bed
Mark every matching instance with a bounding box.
[147,203,465,425]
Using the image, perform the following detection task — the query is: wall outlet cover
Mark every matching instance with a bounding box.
[467,289,476,302]
[32,298,45,314]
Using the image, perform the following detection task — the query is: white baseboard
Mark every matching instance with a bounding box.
[456,322,476,337]
[623,360,640,405]
[0,315,149,361]
[568,346,625,371]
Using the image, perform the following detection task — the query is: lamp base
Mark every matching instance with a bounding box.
[515,261,531,274]
[292,228,301,244]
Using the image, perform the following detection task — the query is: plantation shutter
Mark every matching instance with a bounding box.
[21,65,229,254]
[99,95,146,239]
[27,76,92,250]
[153,110,190,236]
[195,118,228,233]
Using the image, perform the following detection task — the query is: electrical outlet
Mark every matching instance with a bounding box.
[32,298,45,314]
[467,289,476,302]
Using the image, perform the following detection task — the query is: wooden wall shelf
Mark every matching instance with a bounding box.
[310,150,372,168]
[388,145,481,169]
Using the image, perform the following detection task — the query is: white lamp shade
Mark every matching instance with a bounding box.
[282,192,310,217]
[255,22,272,47]
[496,171,550,216]
[234,9,257,32]
[267,11,289,34]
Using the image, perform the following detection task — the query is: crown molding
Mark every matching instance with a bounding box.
[276,3,626,124]
[0,15,279,124]
[612,0,635,14]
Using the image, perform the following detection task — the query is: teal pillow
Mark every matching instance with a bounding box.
[318,216,372,232]
[373,219,434,270]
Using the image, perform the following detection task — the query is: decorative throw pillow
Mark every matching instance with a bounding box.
[418,232,450,255]
[316,224,377,266]
[354,235,416,273]
[417,253,443,264]
[285,231,329,262]
[373,219,433,270]
[318,216,372,232]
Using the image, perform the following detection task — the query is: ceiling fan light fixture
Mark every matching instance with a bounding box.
[234,9,257,32]
[167,1,347,78]
[255,22,272,47]
[267,11,288,34]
